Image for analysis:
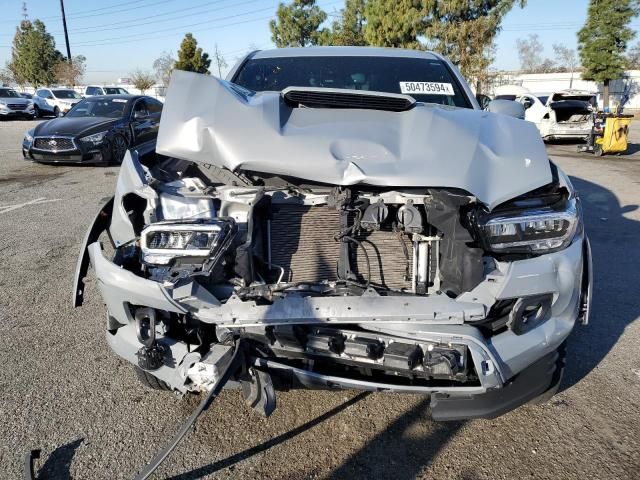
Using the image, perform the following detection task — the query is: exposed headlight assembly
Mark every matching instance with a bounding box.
[24,130,34,142]
[80,130,108,145]
[478,197,580,254]
[140,219,236,266]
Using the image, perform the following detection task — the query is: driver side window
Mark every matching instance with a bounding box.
[132,99,149,118]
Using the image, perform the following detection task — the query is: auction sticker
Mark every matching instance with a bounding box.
[400,82,454,95]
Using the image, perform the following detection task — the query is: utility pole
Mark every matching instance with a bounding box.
[21,1,28,20]
[59,0,72,61]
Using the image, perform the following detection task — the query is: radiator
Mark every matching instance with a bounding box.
[268,204,417,291]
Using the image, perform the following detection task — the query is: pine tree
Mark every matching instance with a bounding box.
[269,0,327,47]
[323,0,366,46]
[8,19,63,87]
[425,1,526,92]
[363,0,429,49]
[578,0,639,109]
[174,33,211,74]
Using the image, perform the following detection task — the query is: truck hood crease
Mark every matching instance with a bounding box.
[157,70,552,209]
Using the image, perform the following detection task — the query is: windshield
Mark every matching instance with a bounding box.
[52,89,82,99]
[104,87,129,94]
[233,56,472,108]
[0,88,21,98]
[66,98,128,118]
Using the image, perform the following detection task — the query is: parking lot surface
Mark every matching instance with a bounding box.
[1,118,639,479]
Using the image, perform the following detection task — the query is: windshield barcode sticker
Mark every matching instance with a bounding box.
[399,82,454,95]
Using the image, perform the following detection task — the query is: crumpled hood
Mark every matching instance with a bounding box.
[157,70,552,209]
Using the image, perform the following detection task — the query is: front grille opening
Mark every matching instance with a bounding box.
[33,137,75,151]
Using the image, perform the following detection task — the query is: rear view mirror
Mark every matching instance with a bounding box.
[486,99,525,119]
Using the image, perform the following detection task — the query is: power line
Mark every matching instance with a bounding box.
[71,0,341,48]
[0,0,168,24]
[66,0,257,36]
[73,13,278,48]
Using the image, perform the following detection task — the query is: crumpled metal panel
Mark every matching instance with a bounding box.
[156,70,552,210]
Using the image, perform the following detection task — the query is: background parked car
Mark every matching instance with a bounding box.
[23,95,163,164]
[0,87,35,119]
[33,88,83,117]
[84,85,130,96]
[517,90,596,141]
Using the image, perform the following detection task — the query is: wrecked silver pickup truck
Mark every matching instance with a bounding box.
[74,47,592,422]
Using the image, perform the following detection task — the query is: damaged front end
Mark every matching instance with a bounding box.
[74,140,590,421]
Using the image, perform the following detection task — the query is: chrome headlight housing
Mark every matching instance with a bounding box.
[24,129,34,142]
[478,198,580,254]
[79,130,108,146]
[0,103,8,110]
[140,219,236,266]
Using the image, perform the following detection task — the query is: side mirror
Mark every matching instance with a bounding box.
[475,93,492,110]
[486,99,526,119]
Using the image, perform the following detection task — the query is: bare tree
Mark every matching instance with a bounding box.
[130,70,156,94]
[53,55,86,87]
[152,51,175,86]
[516,34,556,73]
[627,42,640,69]
[212,44,228,78]
[553,44,578,87]
[0,65,14,86]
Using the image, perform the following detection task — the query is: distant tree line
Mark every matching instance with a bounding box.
[269,0,528,92]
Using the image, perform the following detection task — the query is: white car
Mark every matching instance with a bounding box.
[517,90,596,141]
[84,85,130,97]
[33,88,82,117]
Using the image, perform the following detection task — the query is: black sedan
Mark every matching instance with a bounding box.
[22,95,163,164]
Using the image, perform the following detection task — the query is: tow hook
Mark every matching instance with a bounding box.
[135,308,165,371]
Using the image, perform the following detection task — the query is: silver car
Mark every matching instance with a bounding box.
[0,87,35,119]
[74,47,592,422]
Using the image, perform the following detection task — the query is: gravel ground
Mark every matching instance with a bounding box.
[0,118,639,480]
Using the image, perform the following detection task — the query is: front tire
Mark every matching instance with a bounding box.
[53,106,60,117]
[110,134,128,164]
[33,105,40,118]
[134,366,171,391]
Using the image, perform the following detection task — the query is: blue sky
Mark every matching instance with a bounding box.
[0,0,634,84]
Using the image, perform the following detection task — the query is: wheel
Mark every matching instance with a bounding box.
[110,134,128,164]
[594,144,604,157]
[53,106,60,117]
[134,366,171,391]
[33,105,40,118]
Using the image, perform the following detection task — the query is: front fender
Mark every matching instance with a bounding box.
[72,196,114,307]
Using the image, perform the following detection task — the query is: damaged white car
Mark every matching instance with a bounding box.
[517,90,597,141]
[74,47,592,424]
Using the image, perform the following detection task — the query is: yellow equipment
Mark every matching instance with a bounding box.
[579,113,633,156]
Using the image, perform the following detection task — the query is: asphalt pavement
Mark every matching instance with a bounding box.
[1,118,639,479]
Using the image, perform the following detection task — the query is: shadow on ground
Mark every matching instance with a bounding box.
[168,394,462,480]
[561,175,640,391]
[35,438,83,480]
